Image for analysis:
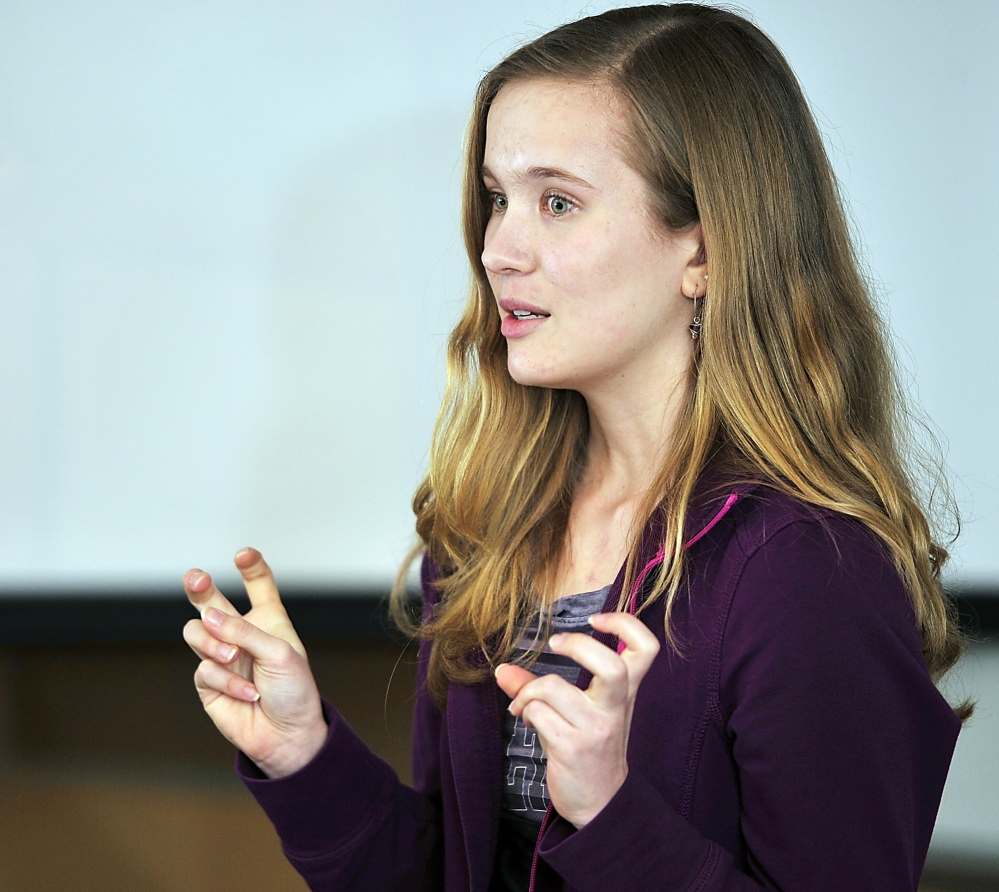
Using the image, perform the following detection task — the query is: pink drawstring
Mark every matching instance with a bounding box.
[616,494,739,653]
[615,548,665,652]
[683,492,740,550]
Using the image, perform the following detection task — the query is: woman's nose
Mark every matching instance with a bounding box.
[481,211,536,275]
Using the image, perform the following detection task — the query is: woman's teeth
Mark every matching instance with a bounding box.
[512,310,545,319]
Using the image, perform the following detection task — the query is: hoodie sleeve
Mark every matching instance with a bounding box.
[537,515,961,892]
[236,554,445,892]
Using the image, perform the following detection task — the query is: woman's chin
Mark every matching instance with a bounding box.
[506,358,563,390]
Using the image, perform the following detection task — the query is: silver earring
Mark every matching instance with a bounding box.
[689,300,702,340]
[689,293,703,340]
[689,275,707,341]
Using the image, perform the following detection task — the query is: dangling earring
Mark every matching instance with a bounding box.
[689,275,706,341]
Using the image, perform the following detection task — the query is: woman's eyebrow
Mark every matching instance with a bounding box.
[480,164,595,190]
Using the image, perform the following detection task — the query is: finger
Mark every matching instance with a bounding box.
[508,672,593,729]
[587,613,660,693]
[202,606,296,666]
[589,612,660,661]
[520,695,574,741]
[233,547,284,610]
[547,631,631,708]
[495,663,538,700]
[195,658,260,702]
[183,568,239,619]
[183,618,240,664]
[232,548,307,656]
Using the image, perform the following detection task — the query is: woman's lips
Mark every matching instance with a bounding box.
[498,299,550,338]
[501,312,549,338]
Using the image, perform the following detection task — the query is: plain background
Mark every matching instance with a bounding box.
[0,0,996,592]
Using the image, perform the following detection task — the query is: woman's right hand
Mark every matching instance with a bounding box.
[182,547,327,778]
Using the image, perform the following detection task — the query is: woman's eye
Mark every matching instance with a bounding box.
[545,194,574,216]
[490,192,508,211]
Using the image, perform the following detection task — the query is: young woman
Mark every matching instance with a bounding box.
[182,5,968,890]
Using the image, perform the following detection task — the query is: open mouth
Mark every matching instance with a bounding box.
[512,309,549,320]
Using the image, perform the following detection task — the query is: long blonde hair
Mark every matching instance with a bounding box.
[391,3,969,714]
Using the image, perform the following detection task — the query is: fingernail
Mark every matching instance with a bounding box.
[549,633,564,647]
[243,686,260,702]
[204,607,223,628]
[188,571,207,587]
[219,644,237,661]
[587,614,603,626]
[235,547,253,560]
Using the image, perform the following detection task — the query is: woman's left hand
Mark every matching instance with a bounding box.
[494,612,660,829]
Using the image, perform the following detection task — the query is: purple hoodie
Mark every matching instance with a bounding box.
[239,481,960,891]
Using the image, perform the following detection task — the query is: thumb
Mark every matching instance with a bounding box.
[495,662,537,700]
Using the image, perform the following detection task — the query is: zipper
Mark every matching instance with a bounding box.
[528,805,554,892]
[526,492,740,891]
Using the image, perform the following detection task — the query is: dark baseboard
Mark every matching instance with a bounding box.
[952,590,999,642]
[0,588,412,646]
[0,586,996,647]
[922,850,999,892]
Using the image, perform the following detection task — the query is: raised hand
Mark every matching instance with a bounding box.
[494,612,660,829]
[182,548,327,778]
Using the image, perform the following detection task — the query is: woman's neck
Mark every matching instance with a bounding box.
[552,370,690,598]
[579,366,690,500]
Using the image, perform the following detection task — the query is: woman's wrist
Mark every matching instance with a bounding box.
[254,718,330,779]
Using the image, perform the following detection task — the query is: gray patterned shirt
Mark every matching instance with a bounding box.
[501,584,612,822]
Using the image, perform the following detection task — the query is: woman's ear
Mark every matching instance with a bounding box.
[681,223,708,299]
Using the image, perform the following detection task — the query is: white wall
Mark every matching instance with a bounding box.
[0,0,995,590]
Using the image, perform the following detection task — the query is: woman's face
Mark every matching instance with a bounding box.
[481,78,703,398]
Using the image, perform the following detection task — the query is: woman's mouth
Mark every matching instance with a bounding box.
[502,308,549,338]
